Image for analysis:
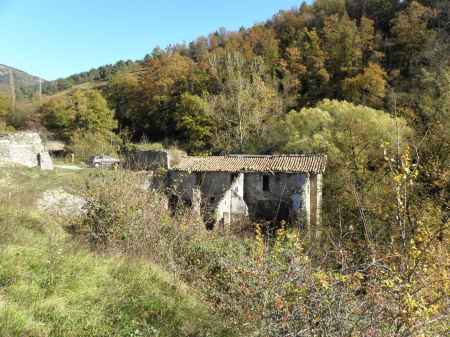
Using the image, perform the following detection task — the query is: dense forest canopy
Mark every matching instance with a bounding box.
[38,1,448,149]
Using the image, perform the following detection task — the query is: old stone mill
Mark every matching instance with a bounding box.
[129,150,327,231]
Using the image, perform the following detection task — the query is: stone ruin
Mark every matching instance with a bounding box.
[0,132,53,170]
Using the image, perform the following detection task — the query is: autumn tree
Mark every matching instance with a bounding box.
[342,62,387,107]
[245,25,280,66]
[391,1,436,75]
[284,28,330,106]
[207,52,282,152]
[139,52,195,139]
[412,67,450,206]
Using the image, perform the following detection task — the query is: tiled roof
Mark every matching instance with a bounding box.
[172,154,327,174]
[46,141,66,152]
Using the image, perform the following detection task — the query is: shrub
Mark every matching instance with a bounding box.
[72,170,449,337]
[75,170,205,265]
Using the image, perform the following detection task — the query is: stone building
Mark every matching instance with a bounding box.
[166,154,326,231]
[0,132,53,170]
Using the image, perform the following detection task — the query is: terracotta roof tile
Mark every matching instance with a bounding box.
[172,154,327,174]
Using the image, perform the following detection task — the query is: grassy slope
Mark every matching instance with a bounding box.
[0,168,229,337]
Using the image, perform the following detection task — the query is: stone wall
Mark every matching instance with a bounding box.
[243,173,307,223]
[126,150,170,170]
[168,171,314,227]
[215,173,248,226]
[0,132,53,170]
[126,149,186,171]
[167,171,233,206]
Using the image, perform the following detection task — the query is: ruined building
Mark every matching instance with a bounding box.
[164,154,327,231]
[0,132,53,170]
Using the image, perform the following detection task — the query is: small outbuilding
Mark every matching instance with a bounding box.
[0,132,53,170]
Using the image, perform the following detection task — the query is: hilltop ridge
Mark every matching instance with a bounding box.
[0,64,45,100]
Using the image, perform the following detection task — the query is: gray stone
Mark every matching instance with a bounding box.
[37,188,86,216]
[0,132,54,170]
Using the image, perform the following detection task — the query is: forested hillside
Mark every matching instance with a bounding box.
[0,64,43,101]
[37,0,448,155]
[35,0,449,201]
[1,1,449,336]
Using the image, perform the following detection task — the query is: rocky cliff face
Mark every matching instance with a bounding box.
[0,132,53,170]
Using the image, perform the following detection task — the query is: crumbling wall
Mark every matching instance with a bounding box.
[215,173,248,227]
[0,132,53,170]
[126,149,186,171]
[166,170,321,230]
[126,150,170,170]
[243,173,307,222]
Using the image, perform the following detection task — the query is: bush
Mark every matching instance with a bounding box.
[72,170,449,337]
[75,170,204,265]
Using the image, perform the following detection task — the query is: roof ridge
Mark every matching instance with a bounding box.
[227,154,325,158]
[173,154,327,174]
[186,153,326,159]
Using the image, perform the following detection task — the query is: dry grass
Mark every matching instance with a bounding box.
[0,167,232,337]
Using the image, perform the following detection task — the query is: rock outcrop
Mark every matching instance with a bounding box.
[0,132,53,170]
[37,188,86,216]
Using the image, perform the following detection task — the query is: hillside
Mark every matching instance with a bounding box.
[1,1,449,335]
[0,64,45,101]
[0,167,231,337]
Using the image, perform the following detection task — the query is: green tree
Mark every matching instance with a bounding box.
[323,13,363,81]
[41,89,117,140]
[41,96,73,136]
[68,130,119,161]
[391,1,436,75]
[359,16,384,64]
[71,89,117,133]
[283,99,412,242]
[176,93,213,153]
[0,94,12,131]
[314,0,347,17]
[107,72,141,136]
[343,62,387,107]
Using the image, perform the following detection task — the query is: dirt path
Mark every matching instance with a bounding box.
[54,164,84,170]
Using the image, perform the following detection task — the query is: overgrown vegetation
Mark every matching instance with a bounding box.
[71,169,449,336]
[0,169,231,337]
[1,0,449,335]
[36,0,448,215]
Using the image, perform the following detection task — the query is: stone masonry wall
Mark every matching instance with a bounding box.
[243,173,307,222]
[0,132,53,170]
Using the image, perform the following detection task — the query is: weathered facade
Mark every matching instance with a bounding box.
[125,149,186,171]
[166,154,326,231]
[0,132,53,170]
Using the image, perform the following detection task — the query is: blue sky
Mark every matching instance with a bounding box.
[0,0,305,80]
